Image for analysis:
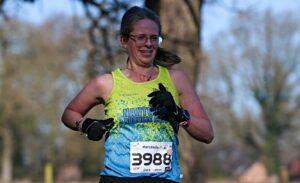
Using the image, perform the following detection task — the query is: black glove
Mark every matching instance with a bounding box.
[148,83,190,133]
[81,118,114,141]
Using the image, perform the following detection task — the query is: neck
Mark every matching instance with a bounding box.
[125,62,156,82]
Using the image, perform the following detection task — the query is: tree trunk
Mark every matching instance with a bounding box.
[1,125,13,183]
[264,129,281,175]
[158,0,203,86]
[0,27,14,183]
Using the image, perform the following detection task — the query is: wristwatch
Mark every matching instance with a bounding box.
[183,109,190,120]
[180,109,191,128]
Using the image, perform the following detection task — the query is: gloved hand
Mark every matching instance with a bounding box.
[148,83,190,133]
[81,118,114,141]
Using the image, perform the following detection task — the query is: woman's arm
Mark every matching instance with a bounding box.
[170,69,214,143]
[61,74,113,131]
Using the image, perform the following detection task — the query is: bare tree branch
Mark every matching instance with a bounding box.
[78,0,129,77]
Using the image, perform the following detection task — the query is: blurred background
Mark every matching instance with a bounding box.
[0,0,299,183]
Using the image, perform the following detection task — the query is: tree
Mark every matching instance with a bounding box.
[205,9,300,176]
[78,0,130,77]
[0,19,32,183]
[0,14,89,181]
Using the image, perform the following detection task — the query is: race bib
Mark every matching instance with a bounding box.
[130,141,173,173]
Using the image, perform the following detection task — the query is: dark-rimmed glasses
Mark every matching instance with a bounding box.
[129,34,163,46]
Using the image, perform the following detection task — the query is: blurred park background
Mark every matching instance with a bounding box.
[0,0,300,183]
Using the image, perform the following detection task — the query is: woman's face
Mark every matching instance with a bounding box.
[122,19,160,67]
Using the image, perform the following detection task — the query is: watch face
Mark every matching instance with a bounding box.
[183,110,190,121]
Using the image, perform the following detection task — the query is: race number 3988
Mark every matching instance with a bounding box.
[130,142,173,173]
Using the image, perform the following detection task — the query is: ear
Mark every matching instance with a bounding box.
[119,36,128,49]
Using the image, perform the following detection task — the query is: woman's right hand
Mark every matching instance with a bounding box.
[81,118,114,141]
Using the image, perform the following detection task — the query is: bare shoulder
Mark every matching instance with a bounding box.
[168,68,192,94]
[169,68,187,79]
[90,73,113,101]
[93,73,113,85]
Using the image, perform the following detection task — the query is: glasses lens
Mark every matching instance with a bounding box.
[135,35,146,44]
[130,34,162,46]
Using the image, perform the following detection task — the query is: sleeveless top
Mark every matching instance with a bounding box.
[101,65,181,182]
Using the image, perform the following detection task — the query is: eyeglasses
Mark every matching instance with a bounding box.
[129,34,163,46]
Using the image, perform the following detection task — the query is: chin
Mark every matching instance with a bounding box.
[141,58,155,65]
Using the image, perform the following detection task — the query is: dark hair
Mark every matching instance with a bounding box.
[120,6,181,67]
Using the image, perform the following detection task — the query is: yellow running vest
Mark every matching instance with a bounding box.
[101,65,181,182]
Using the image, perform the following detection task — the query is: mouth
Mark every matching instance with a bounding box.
[139,49,154,57]
[140,49,153,53]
